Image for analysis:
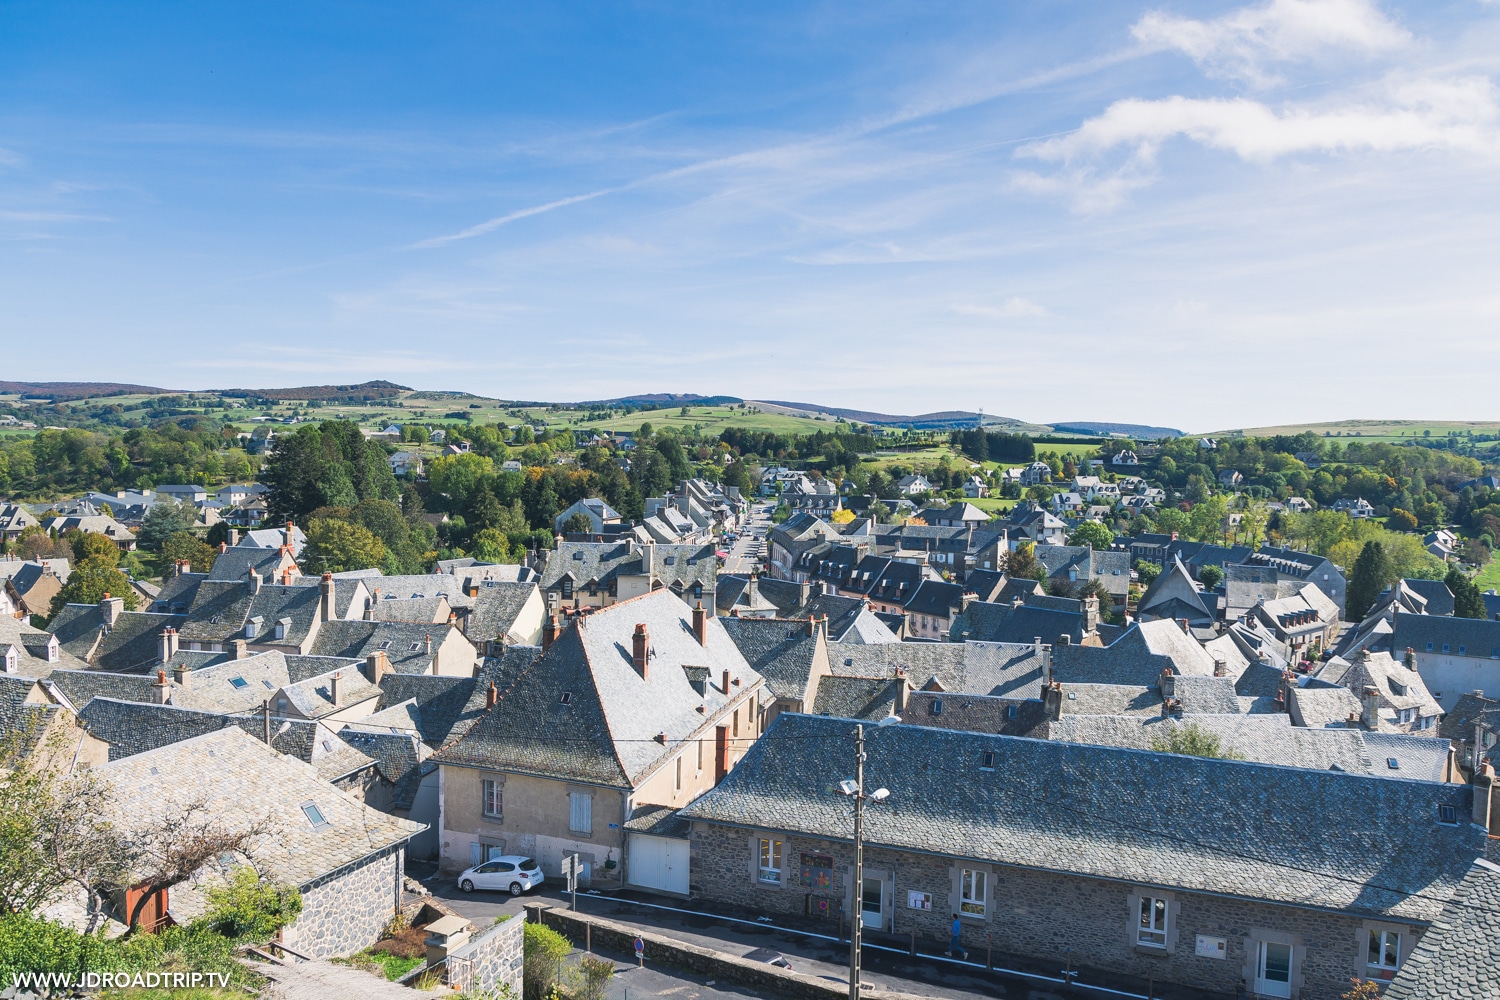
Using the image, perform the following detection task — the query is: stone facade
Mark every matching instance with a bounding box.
[689,821,1427,999]
[447,912,525,995]
[282,845,405,959]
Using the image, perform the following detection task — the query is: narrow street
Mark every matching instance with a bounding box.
[722,501,775,576]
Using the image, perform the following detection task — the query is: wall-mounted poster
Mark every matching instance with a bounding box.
[907,890,932,910]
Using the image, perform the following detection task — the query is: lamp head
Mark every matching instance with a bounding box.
[870,788,891,803]
[838,779,859,797]
[877,715,901,727]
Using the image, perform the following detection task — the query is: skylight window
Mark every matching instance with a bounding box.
[380,640,392,649]
[560,692,571,705]
[229,677,248,689]
[301,802,329,829]
[1438,804,1458,825]
[263,680,273,689]
[980,751,995,770]
[1387,758,1400,770]
[321,740,332,752]
[409,642,421,651]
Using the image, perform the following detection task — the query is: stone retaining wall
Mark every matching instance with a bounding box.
[525,903,928,1000]
[447,914,525,996]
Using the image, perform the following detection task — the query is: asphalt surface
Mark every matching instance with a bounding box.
[722,502,775,576]
[417,872,1219,1000]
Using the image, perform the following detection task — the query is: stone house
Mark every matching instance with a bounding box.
[40,513,137,551]
[679,713,1479,999]
[432,589,765,897]
[95,727,424,956]
[540,540,716,615]
[1391,612,1500,710]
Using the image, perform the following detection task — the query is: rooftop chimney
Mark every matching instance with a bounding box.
[100,594,123,627]
[246,568,262,595]
[280,567,292,586]
[364,650,390,685]
[693,602,708,646]
[1213,657,1227,678]
[632,624,649,678]
[1405,646,1417,670]
[805,616,817,638]
[320,572,334,623]
[151,669,171,705]
[231,638,249,659]
[425,633,432,657]
[330,671,343,708]
[283,520,295,549]
[722,667,732,694]
[159,628,174,665]
[543,613,560,651]
[220,541,228,554]
[1361,685,1381,729]
[172,663,189,688]
[1043,680,1063,722]
[486,682,498,709]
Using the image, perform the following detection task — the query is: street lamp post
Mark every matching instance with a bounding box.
[840,717,898,1000]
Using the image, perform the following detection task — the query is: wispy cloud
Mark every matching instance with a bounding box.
[411,188,620,247]
[1133,0,1410,86]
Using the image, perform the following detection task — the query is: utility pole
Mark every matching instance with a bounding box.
[848,723,865,1000]
[262,698,271,745]
[841,717,895,1000]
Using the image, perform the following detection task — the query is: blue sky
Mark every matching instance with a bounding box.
[2,1,1498,430]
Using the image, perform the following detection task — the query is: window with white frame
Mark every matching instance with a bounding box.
[568,792,592,834]
[482,778,502,819]
[1367,929,1401,980]
[1137,896,1168,947]
[959,868,986,916]
[758,838,783,883]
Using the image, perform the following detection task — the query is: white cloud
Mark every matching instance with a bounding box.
[952,296,1048,319]
[1133,0,1410,86]
[1025,76,1500,165]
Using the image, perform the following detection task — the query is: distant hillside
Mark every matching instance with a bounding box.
[757,400,1046,433]
[217,380,411,402]
[1049,421,1184,439]
[580,393,744,407]
[0,381,172,401]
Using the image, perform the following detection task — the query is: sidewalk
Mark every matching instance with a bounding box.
[419,872,1225,1000]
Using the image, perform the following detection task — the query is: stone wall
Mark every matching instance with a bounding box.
[689,821,1428,999]
[447,913,525,996]
[282,845,403,959]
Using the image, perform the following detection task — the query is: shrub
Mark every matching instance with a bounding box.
[523,921,573,1000]
[204,867,303,941]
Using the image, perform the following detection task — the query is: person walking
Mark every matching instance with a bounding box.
[946,915,967,960]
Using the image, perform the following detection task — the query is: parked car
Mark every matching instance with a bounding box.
[457,855,544,896]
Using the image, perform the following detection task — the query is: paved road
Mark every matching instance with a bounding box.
[418,876,1211,1000]
[722,501,775,576]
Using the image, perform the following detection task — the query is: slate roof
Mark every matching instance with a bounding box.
[904,580,966,619]
[308,620,470,674]
[0,616,89,675]
[1048,713,1449,780]
[152,571,207,614]
[0,674,57,752]
[961,570,1007,603]
[1051,620,1217,687]
[788,594,866,640]
[99,727,423,889]
[811,676,902,720]
[716,575,804,617]
[993,577,1046,604]
[49,606,184,671]
[376,672,480,745]
[541,540,717,594]
[463,582,541,642]
[368,596,450,623]
[1058,683,1164,717]
[832,642,1048,700]
[624,803,690,838]
[719,618,823,703]
[1385,859,1500,999]
[1394,612,1500,660]
[949,600,1090,645]
[1399,578,1457,618]
[205,546,286,584]
[679,712,1480,921]
[433,589,762,788]
[77,697,377,782]
[335,728,428,809]
[1288,683,1365,728]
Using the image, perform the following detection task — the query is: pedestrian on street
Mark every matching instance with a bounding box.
[946,915,967,960]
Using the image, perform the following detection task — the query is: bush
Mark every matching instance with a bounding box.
[0,910,250,987]
[523,921,573,1000]
[578,954,615,1000]
[204,867,302,941]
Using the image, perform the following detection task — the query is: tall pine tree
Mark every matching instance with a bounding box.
[1445,566,1487,619]
[1346,541,1393,621]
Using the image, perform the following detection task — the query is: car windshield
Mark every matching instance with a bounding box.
[519,858,539,871]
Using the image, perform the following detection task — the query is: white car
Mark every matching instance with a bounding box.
[457,855,544,896]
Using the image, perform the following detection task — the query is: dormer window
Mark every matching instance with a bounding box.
[46,637,58,663]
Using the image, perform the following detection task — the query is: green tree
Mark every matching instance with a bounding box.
[523,921,574,1000]
[1134,560,1162,586]
[204,867,302,940]
[1005,542,1042,580]
[48,558,138,622]
[138,498,199,548]
[1346,541,1394,621]
[1388,508,1418,532]
[69,531,121,567]
[1196,564,1224,590]
[300,518,387,574]
[160,532,219,574]
[561,513,593,535]
[1067,521,1114,551]
[1154,507,1190,537]
[1446,566,1487,619]
[471,528,521,564]
[1150,722,1244,760]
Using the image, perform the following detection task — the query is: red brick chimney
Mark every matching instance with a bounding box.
[722,667,731,694]
[543,613,561,651]
[632,624,649,679]
[486,682,498,709]
[693,602,707,646]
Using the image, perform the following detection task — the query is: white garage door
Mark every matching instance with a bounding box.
[628,834,690,895]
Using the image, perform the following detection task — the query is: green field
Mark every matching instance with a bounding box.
[1475,560,1500,596]
[1201,419,1500,445]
